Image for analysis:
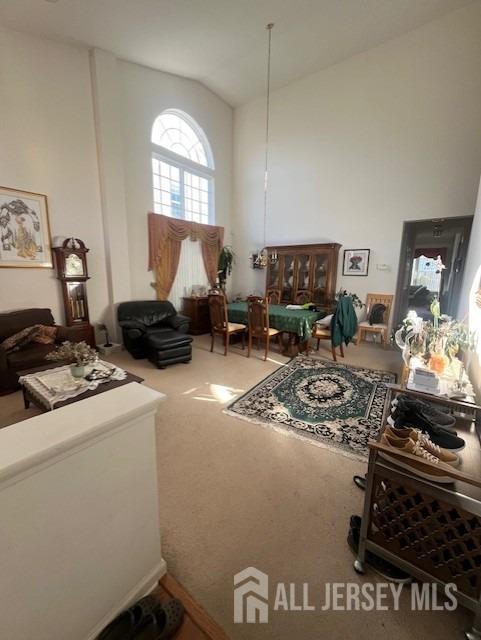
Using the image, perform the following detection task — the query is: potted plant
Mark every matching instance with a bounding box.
[217,246,235,289]
[46,340,98,378]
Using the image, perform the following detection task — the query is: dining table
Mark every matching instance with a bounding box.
[227,302,325,355]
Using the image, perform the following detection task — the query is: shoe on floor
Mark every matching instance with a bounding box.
[347,516,411,584]
[384,426,460,466]
[353,475,367,490]
[135,598,184,640]
[379,433,455,483]
[96,594,158,640]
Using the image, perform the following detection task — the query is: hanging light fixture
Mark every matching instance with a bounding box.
[251,23,278,269]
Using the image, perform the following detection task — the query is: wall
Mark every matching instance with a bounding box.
[232,3,481,307]
[119,61,233,301]
[0,29,110,325]
[460,177,481,395]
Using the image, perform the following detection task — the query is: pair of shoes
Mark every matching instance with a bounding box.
[97,595,184,640]
[384,425,460,466]
[390,395,464,451]
[347,515,412,583]
[380,431,456,484]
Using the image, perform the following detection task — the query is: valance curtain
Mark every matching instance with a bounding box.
[148,212,224,300]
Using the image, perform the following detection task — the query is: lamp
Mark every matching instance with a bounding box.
[250,23,278,270]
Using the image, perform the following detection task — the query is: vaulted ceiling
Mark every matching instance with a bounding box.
[0,0,475,105]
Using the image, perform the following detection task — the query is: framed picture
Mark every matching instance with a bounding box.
[343,249,370,276]
[0,186,52,268]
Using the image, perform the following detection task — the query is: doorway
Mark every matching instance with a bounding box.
[393,216,473,328]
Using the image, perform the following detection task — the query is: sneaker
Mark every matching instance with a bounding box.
[379,433,455,483]
[384,426,460,466]
[347,517,411,583]
[353,475,367,491]
[390,401,464,450]
[406,398,456,430]
[393,396,457,432]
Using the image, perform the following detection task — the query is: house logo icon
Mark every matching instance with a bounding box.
[234,567,269,623]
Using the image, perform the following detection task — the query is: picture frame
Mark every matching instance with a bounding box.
[0,186,52,268]
[343,249,370,276]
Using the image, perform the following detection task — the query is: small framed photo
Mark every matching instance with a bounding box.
[0,186,52,268]
[343,249,370,276]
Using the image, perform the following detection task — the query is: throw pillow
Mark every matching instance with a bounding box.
[368,304,387,326]
[1,325,42,352]
[33,325,58,344]
[317,314,333,327]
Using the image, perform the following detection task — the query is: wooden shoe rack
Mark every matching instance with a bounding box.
[355,385,481,639]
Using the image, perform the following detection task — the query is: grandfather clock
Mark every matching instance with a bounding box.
[53,238,96,347]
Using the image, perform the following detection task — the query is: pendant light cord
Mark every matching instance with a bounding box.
[263,23,274,250]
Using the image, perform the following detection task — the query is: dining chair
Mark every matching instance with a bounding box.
[356,293,394,348]
[208,292,246,356]
[311,315,344,361]
[247,296,281,361]
[294,291,312,304]
[267,290,280,304]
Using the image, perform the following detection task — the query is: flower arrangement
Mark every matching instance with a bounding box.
[336,288,365,309]
[395,313,477,372]
[46,340,98,367]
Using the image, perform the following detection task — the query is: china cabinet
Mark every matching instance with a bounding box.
[265,243,340,309]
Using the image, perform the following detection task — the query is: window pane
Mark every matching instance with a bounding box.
[151,111,211,168]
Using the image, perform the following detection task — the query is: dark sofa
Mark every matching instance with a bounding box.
[0,308,82,395]
[117,300,193,368]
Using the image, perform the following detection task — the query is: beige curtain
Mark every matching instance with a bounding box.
[148,213,224,300]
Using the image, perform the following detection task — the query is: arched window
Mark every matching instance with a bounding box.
[151,110,214,224]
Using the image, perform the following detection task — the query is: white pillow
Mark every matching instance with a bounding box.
[318,314,333,327]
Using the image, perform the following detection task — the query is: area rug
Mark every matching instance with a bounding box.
[224,355,396,460]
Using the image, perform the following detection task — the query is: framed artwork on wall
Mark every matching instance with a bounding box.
[343,249,370,276]
[0,186,52,268]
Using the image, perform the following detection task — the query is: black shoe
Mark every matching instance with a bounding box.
[390,409,465,450]
[353,475,367,491]
[391,396,457,435]
[347,518,412,584]
[97,594,158,640]
[135,598,184,640]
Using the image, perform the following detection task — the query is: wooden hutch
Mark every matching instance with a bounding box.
[264,243,341,309]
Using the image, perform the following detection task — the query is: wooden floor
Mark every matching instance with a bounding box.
[153,574,230,640]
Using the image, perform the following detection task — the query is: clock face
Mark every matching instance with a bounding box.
[65,253,84,277]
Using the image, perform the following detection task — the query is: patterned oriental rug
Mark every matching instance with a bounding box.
[225,355,396,461]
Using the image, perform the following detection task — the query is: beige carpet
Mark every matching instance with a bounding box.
[0,337,471,639]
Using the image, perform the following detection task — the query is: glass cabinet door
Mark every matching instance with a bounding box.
[295,254,312,297]
[266,257,281,289]
[312,253,330,304]
[281,254,295,302]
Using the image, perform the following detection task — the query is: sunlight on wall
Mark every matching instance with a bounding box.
[469,264,481,363]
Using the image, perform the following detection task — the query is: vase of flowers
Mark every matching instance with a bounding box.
[46,341,98,378]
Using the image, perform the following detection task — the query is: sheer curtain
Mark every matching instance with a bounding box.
[169,238,209,310]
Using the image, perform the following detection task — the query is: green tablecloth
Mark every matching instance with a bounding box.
[227,303,324,343]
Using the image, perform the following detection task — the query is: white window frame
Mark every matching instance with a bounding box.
[151,110,215,225]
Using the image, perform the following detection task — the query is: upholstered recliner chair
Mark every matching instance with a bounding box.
[117,300,193,368]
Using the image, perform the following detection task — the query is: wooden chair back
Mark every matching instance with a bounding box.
[208,293,228,332]
[247,296,269,338]
[365,293,394,325]
[267,290,280,304]
[294,291,311,304]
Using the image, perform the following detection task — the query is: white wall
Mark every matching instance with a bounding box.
[232,3,481,305]
[119,61,233,302]
[460,176,481,394]
[0,29,110,325]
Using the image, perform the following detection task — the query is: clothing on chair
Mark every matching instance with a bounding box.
[331,296,358,348]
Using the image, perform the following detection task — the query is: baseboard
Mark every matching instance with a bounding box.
[85,559,167,640]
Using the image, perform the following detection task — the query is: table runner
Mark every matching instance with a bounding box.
[227,303,324,342]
